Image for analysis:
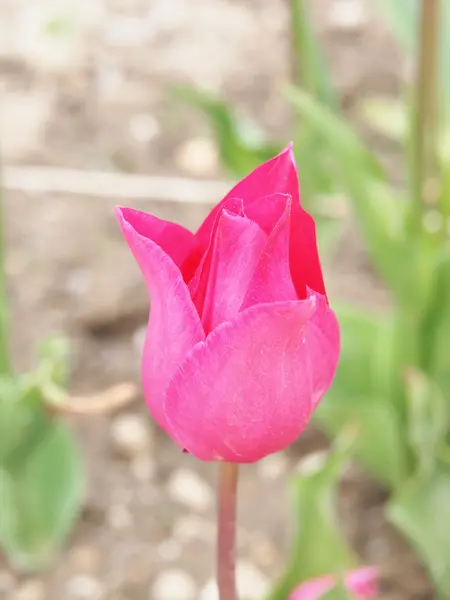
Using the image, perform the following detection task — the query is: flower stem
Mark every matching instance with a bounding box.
[410,0,441,217]
[217,462,239,600]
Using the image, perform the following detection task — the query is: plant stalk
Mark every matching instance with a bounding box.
[411,0,441,215]
[217,462,239,600]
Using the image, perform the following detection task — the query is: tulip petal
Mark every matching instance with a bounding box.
[164,297,325,462]
[289,577,334,600]
[290,203,327,298]
[195,145,326,298]
[242,194,298,308]
[196,145,299,246]
[345,567,379,598]
[116,207,205,432]
[116,206,202,272]
[243,191,289,235]
[289,567,379,600]
[190,201,267,332]
[305,289,340,408]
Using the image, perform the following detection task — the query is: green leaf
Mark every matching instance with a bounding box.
[358,96,408,143]
[316,307,410,488]
[388,469,450,598]
[318,400,407,490]
[315,217,343,258]
[265,432,356,600]
[404,368,449,477]
[285,87,414,299]
[325,306,397,401]
[0,378,23,462]
[45,15,76,38]
[172,86,281,178]
[289,0,337,109]
[321,580,354,600]
[286,86,383,181]
[420,247,450,377]
[0,422,83,572]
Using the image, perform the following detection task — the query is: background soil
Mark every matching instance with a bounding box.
[0,1,433,599]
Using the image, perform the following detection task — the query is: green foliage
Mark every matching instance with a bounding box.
[172,85,281,179]
[388,469,450,599]
[1,152,82,571]
[316,307,411,488]
[266,433,356,600]
[289,0,338,109]
[358,96,408,143]
[0,339,83,572]
[0,418,83,572]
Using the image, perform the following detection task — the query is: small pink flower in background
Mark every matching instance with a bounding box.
[290,567,379,600]
[116,145,339,462]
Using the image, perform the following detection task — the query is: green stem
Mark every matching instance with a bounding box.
[217,462,239,600]
[410,0,441,221]
[0,161,11,376]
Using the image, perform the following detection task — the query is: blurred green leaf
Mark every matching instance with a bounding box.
[442,149,450,219]
[319,400,407,490]
[404,368,448,477]
[315,218,343,258]
[0,378,23,462]
[266,432,356,600]
[377,0,418,52]
[420,247,450,377]
[388,469,450,598]
[289,0,337,109]
[45,15,76,38]
[0,421,83,572]
[321,580,354,600]
[325,306,398,401]
[286,86,417,300]
[358,96,408,143]
[37,337,70,387]
[317,307,410,488]
[286,86,383,180]
[172,86,281,178]
[1,336,71,472]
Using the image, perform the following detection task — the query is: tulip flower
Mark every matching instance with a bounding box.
[116,144,339,463]
[290,567,379,600]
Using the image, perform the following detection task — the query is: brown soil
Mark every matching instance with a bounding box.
[0,1,432,599]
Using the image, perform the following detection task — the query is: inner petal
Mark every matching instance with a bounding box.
[241,194,298,309]
[189,199,267,333]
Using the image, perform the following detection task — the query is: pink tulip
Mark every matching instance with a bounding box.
[290,567,379,600]
[116,145,339,462]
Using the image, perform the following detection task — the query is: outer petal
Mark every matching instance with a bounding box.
[116,207,205,432]
[289,567,379,600]
[345,567,379,598]
[189,201,267,332]
[164,298,319,462]
[290,202,326,298]
[195,145,299,247]
[305,288,340,408]
[116,206,202,272]
[242,194,298,309]
[289,576,333,600]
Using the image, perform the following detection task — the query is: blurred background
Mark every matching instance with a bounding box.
[0,1,437,599]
